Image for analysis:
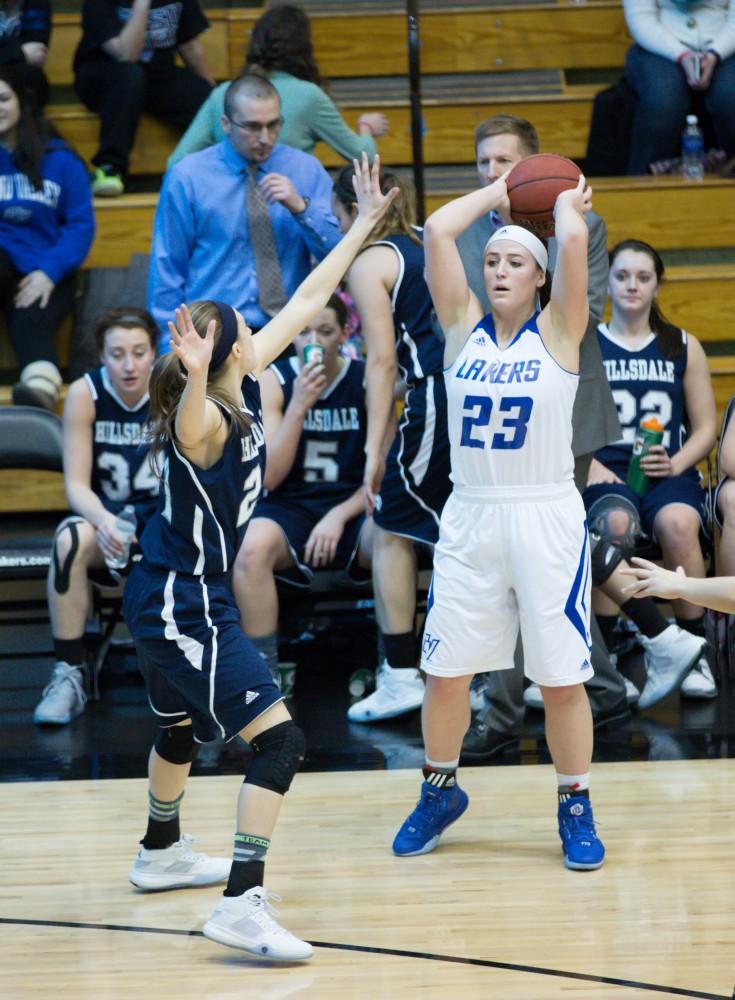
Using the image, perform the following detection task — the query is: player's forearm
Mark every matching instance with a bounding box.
[329,488,365,525]
[424,185,505,242]
[65,481,110,529]
[263,404,304,491]
[178,39,214,85]
[106,0,150,61]
[669,427,716,476]
[175,371,210,448]
[365,355,396,460]
[673,576,735,614]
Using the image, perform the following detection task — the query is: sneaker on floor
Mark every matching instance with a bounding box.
[91,165,124,197]
[680,656,717,699]
[129,834,231,891]
[522,683,544,710]
[203,886,313,960]
[392,780,469,856]
[638,625,706,710]
[347,662,424,722]
[33,662,86,725]
[558,796,605,871]
[460,714,519,763]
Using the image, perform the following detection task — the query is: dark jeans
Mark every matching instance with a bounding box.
[74,56,212,174]
[625,43,735,174]
[0,248,77,369]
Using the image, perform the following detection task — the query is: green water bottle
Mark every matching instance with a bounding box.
[626,417,665,495]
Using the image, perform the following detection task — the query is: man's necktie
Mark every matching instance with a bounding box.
[247,163,287,317]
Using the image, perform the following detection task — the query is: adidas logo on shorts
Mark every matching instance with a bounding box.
[472,335,487,346]
[245,691,260,705]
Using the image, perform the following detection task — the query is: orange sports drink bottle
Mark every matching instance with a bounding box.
[626,417,665,495]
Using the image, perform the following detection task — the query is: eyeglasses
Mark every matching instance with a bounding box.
[226,115,284,137]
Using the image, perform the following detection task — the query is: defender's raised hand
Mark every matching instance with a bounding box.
[168,304,215,377]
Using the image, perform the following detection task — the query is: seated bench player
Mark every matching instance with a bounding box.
[33,308,159,725]
[233,293,372,683]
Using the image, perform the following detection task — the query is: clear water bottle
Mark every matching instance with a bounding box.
[681,114,704,181]
[106,504,136,570]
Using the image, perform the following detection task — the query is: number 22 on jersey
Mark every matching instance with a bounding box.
[460,394,534,451]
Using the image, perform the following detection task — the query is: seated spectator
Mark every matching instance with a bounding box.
[0,66,94,410]
[74,0,214,196]
[584,239,718,699]
[34,307,159,726]
[0,0,50,108]
[168,3,388,168]
[713,397,735,575]
[623,0,735,173]
[233,292,371,686]
[149,73,341,345]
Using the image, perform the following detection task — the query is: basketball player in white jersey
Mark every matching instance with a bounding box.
[393,173,605,870]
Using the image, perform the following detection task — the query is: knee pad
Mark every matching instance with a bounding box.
[246,720,305,795]
[155,724,198,765]
[53,521,80,594]
[589,529,624,587]
[587,493,641,561]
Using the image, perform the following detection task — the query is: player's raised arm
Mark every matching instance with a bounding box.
[546,175,591,347]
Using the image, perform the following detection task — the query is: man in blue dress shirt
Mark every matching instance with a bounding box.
[148,73,341,346]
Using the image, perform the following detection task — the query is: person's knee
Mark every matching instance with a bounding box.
[655,506,700,552]
[425,674,467,700]
[236,522,284,576]
[719,482,735,527]
[541,682,585,708]
[51,522,96,594]
[245,720,305,795]
[155,722,198,765]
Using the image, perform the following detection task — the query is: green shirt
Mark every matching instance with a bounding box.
[168,70,377,168]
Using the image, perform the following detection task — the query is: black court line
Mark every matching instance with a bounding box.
[0,917,729,1000]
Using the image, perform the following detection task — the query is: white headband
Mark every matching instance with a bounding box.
[484,225,548,273]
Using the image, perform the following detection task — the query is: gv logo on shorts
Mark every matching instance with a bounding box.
[423,633,441,660]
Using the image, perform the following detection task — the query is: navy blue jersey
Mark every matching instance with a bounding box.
[268,356,366,502]
[595,323,690,476]
[140,374,266,576]
[373,230,444,386]
[85,366,159,518]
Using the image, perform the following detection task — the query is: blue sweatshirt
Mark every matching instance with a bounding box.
[0,139,95,283]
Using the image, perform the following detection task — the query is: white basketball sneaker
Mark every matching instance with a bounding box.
[203,887,313,961]
[33,662,86,725]
[522,683,544,710]
[128,834,231,890]
[680,656,717,699]
[347,662,424,722]
[638,625,706,710]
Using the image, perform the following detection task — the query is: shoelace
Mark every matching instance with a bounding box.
[42,664,87,705]
[247,889,289,933]
[171,833,208,862]
[407,789,446,832]
[562,810,600,841]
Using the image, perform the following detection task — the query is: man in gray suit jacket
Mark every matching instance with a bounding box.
[455,115,626,760]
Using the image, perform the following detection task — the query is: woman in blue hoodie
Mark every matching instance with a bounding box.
[0,65,94,408]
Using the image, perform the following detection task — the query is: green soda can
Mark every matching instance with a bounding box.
[303,341,325,365]
[626,416,665,495]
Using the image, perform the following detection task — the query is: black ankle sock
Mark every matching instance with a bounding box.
[382,631,415,670]
[54,637,85,666]
[621,598,668,639]
[224,833,270,897]
[676,615,705,638]
[142,790,183,850]
[422,764,457,789]
[596,615,618,652]
[142,817,180,850]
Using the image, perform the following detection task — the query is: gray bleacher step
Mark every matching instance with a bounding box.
[331,70,564,103]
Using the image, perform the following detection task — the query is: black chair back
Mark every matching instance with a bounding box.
[0,406,63,472]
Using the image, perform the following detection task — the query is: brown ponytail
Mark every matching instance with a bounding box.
[609,239,683,360]
[147,301,251,466]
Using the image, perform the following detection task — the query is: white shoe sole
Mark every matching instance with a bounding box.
[129,867,230,891]
[202,920,313,961]
[564,856,605,871]
[638,641,706,710]
[680,682,718,700]
[347,692,424,723]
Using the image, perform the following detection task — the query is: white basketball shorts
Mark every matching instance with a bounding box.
[421,482,593,687]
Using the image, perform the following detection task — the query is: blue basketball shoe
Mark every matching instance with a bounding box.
[392,781,469,856]
[557,796,605,870]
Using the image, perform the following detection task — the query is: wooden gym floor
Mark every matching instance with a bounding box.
[1,761,734,1000]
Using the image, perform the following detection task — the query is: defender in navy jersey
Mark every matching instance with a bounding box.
[33,308,158,729]
[233,294,370,685]
[332,167,450,723]
[392,169,608,872]
[584,239,717,700]
[121,155,399,961]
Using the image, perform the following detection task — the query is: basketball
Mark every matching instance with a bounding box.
[506,154,582,237]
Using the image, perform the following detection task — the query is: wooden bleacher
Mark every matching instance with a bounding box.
[3,1,735,516]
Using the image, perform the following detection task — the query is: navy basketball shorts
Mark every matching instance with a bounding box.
[123,563,283,742]
[373,374,452,545]
[421,483,593,686]
[251,494,369,587]
[583,470,709,542]
[713,476,732,530]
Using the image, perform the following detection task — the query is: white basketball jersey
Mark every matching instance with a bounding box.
[445,311,578,488]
